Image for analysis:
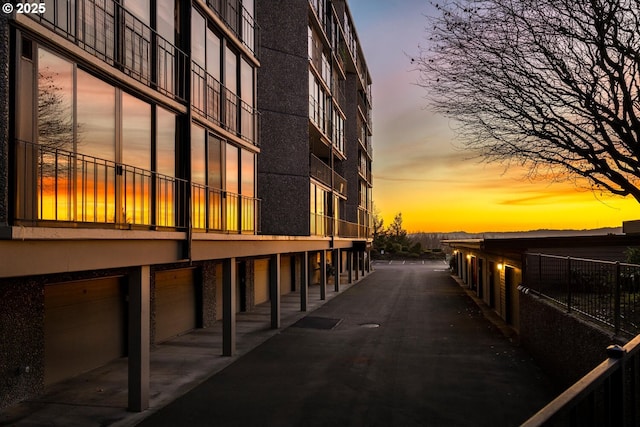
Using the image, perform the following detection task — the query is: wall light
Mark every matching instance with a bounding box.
[466,254,471,260]
[497,263,503,270]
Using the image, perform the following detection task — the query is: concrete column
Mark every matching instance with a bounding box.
[355,252,360,281]
[301,252,309,311]
[333,249,340,292]
[347,250,353,283]
[128,265,150,412]
[223,258,236,357]
[361,251,366,277]
[320,250,327,300]
[269,254,281,329]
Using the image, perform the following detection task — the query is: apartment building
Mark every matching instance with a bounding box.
[257,0,373,240]
[0,0,372,411]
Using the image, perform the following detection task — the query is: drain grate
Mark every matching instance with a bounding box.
[291,316,342,330]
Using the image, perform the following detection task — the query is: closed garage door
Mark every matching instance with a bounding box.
[45,277,125,386]
[254,259,269,305]
[155,268,197,343]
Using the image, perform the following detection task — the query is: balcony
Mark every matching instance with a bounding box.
[310,213,370,239]
[192,62,259,146]
[310,154,347,197]
[26,0,188,102]
[13,140,260,233]
[206,0,259,56]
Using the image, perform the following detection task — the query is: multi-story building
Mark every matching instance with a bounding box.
[257,0,373,241]
[0,0,371,412]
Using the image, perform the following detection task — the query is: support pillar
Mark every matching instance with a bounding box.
[301,252,308,311]
[347,250,353,284]
[269,254,281,329]
[223,258,236,357]
[128,265,150,412]
[355,251,360,281]
[320,250,327,300]
[361,251,366,277]
[333,249,340,292]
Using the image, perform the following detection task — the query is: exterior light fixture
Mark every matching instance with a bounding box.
[497,263,503,270]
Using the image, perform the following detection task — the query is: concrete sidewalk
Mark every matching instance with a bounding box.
[2,261,559,426]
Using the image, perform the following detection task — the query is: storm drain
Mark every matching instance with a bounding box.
[291,316,342,330]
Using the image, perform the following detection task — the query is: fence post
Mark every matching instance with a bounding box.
[567,256,572,313]
[538,253,542,290]
[615,262,621,336]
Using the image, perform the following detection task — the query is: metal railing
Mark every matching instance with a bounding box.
[192,62,259,145]
[522,336,640,427]
[309,212,370,239]
[525,253,640,337]
[191,183,260,233]
[14,139,187,228]
[27,0,188,102]
[206,0,259,56]
[310,154,347,197]
[13,139,260,233]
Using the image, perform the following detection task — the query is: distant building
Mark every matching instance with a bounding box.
[0,0,372,411]
[444,227,640,332]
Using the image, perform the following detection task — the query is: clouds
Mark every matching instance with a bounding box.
[348,1,635,232]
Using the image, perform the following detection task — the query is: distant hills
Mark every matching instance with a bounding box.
[409,227,623,249]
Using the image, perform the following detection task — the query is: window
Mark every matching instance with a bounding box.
[17,47,177,227]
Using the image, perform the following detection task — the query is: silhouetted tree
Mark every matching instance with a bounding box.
[38,69,75,151]
[372,207,387,253]
[386,212,410,251]
[416,0,640,201]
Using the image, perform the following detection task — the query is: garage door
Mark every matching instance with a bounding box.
[44,277,125,386]
[254,259,269,305]
[155,268,197,343]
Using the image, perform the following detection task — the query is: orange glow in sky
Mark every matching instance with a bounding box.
[349,1,639,233]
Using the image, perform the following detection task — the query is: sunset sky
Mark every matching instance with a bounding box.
[348,0,639,233]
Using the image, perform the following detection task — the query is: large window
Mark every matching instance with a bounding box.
[310,182,328,236]
[190,125,256,232]
[17,47,177,227]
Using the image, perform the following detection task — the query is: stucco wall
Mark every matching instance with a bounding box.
[519,290,622,388]
[0,278,44,410]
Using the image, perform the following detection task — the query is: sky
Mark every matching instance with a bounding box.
[347,0,639,233]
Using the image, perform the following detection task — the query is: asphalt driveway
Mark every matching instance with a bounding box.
[136,260,557,427]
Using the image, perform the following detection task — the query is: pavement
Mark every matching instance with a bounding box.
[1,260,559,427]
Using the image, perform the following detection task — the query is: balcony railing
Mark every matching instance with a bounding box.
[310,154,347,197]
[206,0,259,56]
[191,183,260,233]
[524,253,640,337]
[192,62,259,146]
[27,0,188,102]
[13,139,260,233]
[310,212,370,239]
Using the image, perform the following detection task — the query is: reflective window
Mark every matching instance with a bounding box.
[37,49,75,220]
[207,28,221,80]
[156,107,176,227]
[191,124,206,229]
[192,10,206,66]
[77,69,117,223]
[77,69,116,161]
[225,143,239,231]
[240,149,254,197]
[157,0,175,42]
[225,46,237,94]
[122,93,151,225]
[125,0,150,25]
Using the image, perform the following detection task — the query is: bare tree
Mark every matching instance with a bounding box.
[415,0,640,201]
